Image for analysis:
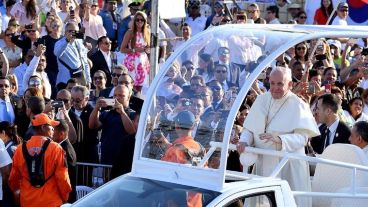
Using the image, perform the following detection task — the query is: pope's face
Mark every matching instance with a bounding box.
[269,70,291,99]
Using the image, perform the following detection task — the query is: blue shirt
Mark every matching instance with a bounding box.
[99,109,135,164]
[0,97,15,124]
[54,37,91,84]
[99,10,124,48]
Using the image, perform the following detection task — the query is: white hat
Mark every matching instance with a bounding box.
[327,39,342,51]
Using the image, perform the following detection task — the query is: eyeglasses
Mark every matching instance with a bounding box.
[216,70,227,73]
[135,18,144,22]
[29,80,41,86]
[57,98,70,103]
[296,47,307,51]
[299,16,307,19]
[27,30,36,33]
[111,73,122,78]
[94,76,104,80]
[0,84,10,88]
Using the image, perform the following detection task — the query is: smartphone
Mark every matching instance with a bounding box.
[69,6,75,16]
[308,82,316,94]
[315,54,327,61]
[325,83,331,94]
[74,31,84,39]
[51,101,64,108]
[34,38,46,47]
[102,98,115,106]
[225,90,232,101]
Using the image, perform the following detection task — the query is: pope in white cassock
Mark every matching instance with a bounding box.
[237,67,320,207]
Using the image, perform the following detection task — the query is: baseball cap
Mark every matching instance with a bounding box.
[338,2,349,9]
[32,113,60,127]
[327,39,341,51]
[214,2,223,8]
[128,1,141,7]
[175,110,195,129]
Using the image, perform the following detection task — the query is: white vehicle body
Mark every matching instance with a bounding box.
[65,24,368,206]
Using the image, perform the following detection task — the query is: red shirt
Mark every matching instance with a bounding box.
[314,8,329,25]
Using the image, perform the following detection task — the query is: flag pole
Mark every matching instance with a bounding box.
[150,0,160,84]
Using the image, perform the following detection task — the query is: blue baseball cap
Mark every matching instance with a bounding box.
[175,110,195,129]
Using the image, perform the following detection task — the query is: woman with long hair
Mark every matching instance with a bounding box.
[3,28,22,71]
[84,1,106,54]
[120,11,150,93]
[314,0,334,25]
[289,42,309,68]
[90,70,107,104]
[10,0,38,26]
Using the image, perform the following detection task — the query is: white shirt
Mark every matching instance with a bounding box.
[268,18,281,24]
[0,139,12,200]
[326,119,339,146]
[0,97,15,124]
[83,14,107,40]
[12,63,27,96]
[331,16,348,26]
[184,15,207,36]
[101,50,112,72]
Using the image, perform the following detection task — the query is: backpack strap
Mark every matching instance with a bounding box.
[174,142,206,166]
[22,139,52,187]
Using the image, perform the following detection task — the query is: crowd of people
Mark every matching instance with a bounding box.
[0,0,367,206]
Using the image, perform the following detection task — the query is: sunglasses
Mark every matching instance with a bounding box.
[5,33,12,37]
[299,16,307,19]
[29,80,41,86]
[216,70,227,73]
[237,15,246,20]
[296,47,307,51]
[57,98,70,103]
[118,80,132,85]
[211,86,222,91]
[135,18,144,22]
[94,76,104,80]
[27,30,36,33]
[111,73,121,78]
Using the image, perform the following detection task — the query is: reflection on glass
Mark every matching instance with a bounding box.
[141,26,303,170]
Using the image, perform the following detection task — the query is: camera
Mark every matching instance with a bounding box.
[181,99,191,107]
[71,31,84,39]
[51,101,64,108]
[25,24,33,30]
[362,48,368,56]
[34,38,45,47]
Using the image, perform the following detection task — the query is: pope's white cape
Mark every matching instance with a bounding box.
[240,91,320,207]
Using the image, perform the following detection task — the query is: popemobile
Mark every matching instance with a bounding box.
[63,24,368,207]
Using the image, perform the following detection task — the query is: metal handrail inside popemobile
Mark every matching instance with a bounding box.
[202,141,368,199]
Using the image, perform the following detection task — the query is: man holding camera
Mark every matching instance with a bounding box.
[89,85,136,165]
[54,23,91,89]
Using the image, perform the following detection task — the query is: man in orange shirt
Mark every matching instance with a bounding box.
[161,110,205,207]
[9,113,72,207]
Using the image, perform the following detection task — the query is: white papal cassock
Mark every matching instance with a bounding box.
[240,91,320,207]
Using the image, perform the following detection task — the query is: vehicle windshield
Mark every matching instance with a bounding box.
[139,25,306,170]
[72,176,220,207]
